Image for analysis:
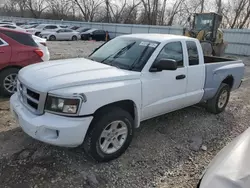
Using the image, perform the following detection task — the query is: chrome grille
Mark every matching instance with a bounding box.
[17,80,47,115]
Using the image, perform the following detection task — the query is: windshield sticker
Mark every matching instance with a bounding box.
[149,43,158,48]
[139,42,158,48]
[139,41,149,46]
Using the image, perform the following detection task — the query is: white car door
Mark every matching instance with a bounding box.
[184,40,205,106]
[141,41,188,120]
[56,29,65,40]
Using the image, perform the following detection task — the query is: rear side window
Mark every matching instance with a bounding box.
[45,25,58,29]
[65,29,72,32]
[1,30,38,47]
[0,39,3,45]
[187,41,199,66]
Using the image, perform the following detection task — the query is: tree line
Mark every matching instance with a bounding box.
[0,0,249,28]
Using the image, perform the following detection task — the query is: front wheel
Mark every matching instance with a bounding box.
[72,35,77,41]
[49,35,56,41]
[0,68,19,96]
[206,83,230,114]
[83,107,134,162]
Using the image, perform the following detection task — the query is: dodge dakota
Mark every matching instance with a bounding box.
[10,34,244,162]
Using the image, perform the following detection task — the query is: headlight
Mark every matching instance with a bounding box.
[45,95,81,115]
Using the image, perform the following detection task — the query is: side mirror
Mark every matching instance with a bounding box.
[187,16,191,22]
[150,59,177,72]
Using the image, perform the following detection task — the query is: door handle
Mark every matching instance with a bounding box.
[176,74,186,80]
[0,51,4,53]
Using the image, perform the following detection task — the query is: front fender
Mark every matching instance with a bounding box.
[49,79,142,127]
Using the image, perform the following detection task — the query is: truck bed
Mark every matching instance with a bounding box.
[204,56,236,64]
[202,57,244,101]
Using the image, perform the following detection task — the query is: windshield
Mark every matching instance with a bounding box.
[89,37,159,71]
[194,14,214,31]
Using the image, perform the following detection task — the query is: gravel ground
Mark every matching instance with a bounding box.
[0,41,250,188]
[47,41,103,60]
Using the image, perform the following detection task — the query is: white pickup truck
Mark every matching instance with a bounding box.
[10,34,244,162]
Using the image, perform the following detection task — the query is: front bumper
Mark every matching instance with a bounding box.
[10,93,93,147]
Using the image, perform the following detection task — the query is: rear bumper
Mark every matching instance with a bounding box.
[10,93,93,147]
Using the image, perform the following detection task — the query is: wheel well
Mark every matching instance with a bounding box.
[222,76,234,89]
[94,100,136,120]
[0,66,22,73]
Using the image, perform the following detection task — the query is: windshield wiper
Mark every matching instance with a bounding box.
[100,42,136,64]
[129,44,150,70]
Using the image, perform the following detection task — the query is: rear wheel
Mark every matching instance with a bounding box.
[206,83,230,114]
[0,68,20,96]
[72,35,77,41]
[83,107,134,162]
[49,35,56,41]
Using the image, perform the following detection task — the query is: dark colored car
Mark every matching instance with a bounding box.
[69,26,81,30]
[0,28,44,96]
[80,29,110,41]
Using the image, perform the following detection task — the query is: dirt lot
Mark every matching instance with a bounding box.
[0,41,250,188]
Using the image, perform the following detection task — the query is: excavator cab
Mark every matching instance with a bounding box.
[193,13,222,42]
[185,12,226,56]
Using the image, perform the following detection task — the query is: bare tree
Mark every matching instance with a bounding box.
[25,0,47,18]
[74,0,103,22]
[200,0,205,13]
[47,0,72,20]
[167,0,185,26]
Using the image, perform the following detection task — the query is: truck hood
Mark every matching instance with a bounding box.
[18,58,140,92]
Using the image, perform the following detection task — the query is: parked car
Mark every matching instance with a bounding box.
[21,24,39,29]
[32,35,50,61]
[0,24,26,32]
[69,26,81,30]
[39,28,80,41]
[77,27,91,33]
[197,126,250,188]
[80,28,109,41]
[0,25,49,61]
[0,28,46,96]
[26,24,62,36]
[0,22,15,26]
[60,25,68,28]
[21,22,39,29]
[10,34,244,162]
[15,22,27,26]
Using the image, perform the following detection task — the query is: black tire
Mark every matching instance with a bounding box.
[0,68,20,97]
[83,107,134,162]
[72,35,77,41]
[206,83,230,114]
[35,32,41,36]
[81,35,86,40]
[49,35,56,41]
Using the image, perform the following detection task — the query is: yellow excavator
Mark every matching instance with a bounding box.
[184,12,227,56]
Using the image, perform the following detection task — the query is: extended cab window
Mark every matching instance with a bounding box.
[156,42,183,67]
[1,30,38,47]
[187,41,199,66]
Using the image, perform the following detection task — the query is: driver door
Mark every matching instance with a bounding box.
[141,41,188,120]
[56,29,65,40]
